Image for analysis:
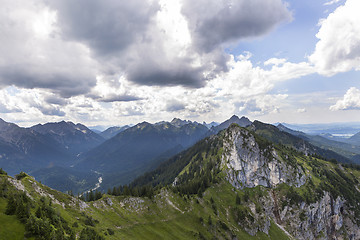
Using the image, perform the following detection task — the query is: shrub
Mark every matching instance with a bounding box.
[15,172,27,180]
[107,228,114,235]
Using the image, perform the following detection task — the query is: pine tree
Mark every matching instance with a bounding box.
[236,194,241,205]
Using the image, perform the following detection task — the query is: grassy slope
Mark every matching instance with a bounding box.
[1,174,289,240]
[70,182,289,239]
[0,198,30,240]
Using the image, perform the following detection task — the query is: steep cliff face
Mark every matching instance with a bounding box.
[279,192,360,240]
[221,124,360,240]
[223,126,306,189]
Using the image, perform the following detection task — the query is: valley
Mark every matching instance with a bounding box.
[1,118,360,239]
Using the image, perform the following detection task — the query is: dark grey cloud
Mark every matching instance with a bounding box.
[126,0,291,87]
[0,67,95,98]
[127,63,205,88]
[44,95,68,106]
[76,103,93,108]
[0,0,293,100]
[0,1,98,98]
[99,94,143,102]
[46,0,159,57]
[38,105,66,117]
[165,100,186,112]
[182,0,292,53]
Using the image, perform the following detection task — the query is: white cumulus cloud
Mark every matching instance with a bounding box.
[330,87,360,111]
[309,0,360,76]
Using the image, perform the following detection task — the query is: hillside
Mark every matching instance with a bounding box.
[130,124,360,239]
[0,118,71,175]
[277,123,360,164]
[74,120,209,190]
[1,124,360,239]
[30,121,105,156]
[0,170,290,239]
[249,121,352,164]
[99,126,130,139]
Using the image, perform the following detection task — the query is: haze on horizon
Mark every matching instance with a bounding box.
[0,0,359,127]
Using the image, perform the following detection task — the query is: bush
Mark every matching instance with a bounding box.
[235,194,241,205]
[80,227,104,240]
[218,220,229,230]
[84,215,99,226]
[0,168,7,175]
[107,228,114,235]
[15,172,27,180]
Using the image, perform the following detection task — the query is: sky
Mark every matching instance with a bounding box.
[0,0,360,127]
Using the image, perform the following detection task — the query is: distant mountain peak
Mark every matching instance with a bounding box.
[136,122,152,129]
[30,120,104,155]
[211,115,252,134]
[170,118,191,127]
[171,117,182,122]
[277,123,289,130]
[100,125,130,139]
[0,118,18,131]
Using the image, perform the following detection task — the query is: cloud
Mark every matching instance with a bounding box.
[44,0,292,89]
[212,54,313,100]
[0,0,98,98]
[0,0,322,126]
[181,0,292,53]
[0,0,295,104]
[264,58,287,66]
[324,0,342,6]
[297,108,307,113]
[0,103,22,114]
[99,94,143,103]
[237,94,287,116]
[44,95,68,106]
[46,0,159,58]
[37,106,66,117]
[165,100,186,112]
[309,0,360,76]
[127,62,206,87]
[330,87,360,111]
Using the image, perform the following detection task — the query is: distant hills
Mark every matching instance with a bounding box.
[2,116,360,195]
[250,121,352,164]
[74,119,210,190]
[31,121,105,155]
[2,121,360,239]
[0,118,71,175]
[279,122,360,136]
[99,125,130,139]
[277,123,360,164]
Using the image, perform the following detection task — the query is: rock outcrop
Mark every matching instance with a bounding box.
[221,124,360,239]
[223,126,306,189]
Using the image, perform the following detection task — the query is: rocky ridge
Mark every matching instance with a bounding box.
[223,126,307,189]
[221,124,360,239]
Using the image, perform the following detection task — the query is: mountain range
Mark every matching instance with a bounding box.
[30,121,105,156]
[1,121,360,239]
[277,123,360,164]
[1,115,360,195]
[74,119,210,190]
[0,118,71,175]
